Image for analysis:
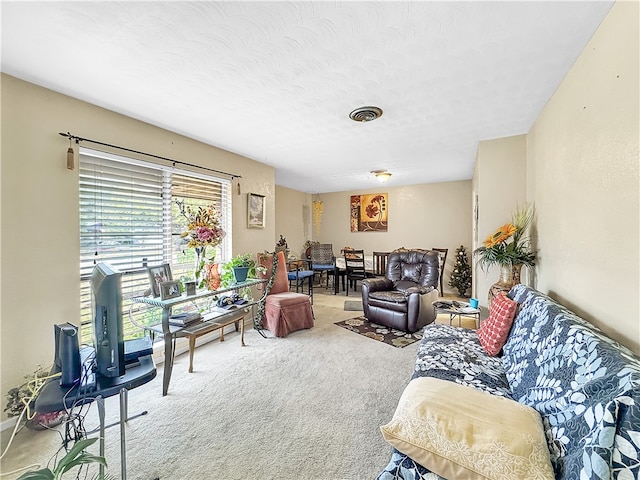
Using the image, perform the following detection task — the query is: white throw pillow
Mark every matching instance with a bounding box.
[380,377,554,480]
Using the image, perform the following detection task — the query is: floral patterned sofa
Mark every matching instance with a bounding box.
[377,284,640,480]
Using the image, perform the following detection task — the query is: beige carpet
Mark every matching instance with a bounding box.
[1,290,425,480]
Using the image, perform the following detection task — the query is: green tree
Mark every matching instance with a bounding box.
[449,245,472,297]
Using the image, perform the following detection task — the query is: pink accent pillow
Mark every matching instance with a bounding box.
[477,293,518,356]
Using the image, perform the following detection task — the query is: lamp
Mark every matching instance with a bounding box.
[371,170,392,183]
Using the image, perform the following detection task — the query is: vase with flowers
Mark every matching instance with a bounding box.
[176,200,226,290]
[474,204,536,305]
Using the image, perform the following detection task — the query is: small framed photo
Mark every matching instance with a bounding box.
[247,192,265,229]
[147,263,173,298]
[160,280,182,300]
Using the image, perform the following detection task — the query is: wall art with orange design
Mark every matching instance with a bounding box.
[350,193,388,232]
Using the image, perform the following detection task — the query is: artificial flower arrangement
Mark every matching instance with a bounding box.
[176,200,226,288]
[474,204,536,270]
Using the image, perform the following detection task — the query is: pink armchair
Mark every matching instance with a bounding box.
[257,251,314,337]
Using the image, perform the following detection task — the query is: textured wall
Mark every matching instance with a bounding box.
[527,1,639,352]
[274,186,312,258]
[473,135,527,306]
[310,181,473,294]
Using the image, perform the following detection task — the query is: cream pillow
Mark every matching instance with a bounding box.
[380,377,554,480]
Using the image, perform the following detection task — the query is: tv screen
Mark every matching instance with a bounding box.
[91,262,125,378]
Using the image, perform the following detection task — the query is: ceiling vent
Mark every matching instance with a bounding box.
[349,106,383,122]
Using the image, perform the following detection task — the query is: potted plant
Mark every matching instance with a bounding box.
[220,253,258,287]
[4,366,65,431]
[18,437,108,480]
[474,204,536,304]
[302,240,319,259]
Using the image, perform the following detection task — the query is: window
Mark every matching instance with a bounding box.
[79,148,231,344]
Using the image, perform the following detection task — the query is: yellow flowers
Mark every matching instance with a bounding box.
[483,223,517,248]
[474,204,536,269]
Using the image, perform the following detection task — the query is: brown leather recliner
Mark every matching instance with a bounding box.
[361,249,439,333]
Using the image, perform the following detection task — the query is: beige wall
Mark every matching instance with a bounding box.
[473,135,528,306]
[526,0,639,352]
[274,186,312,258]
[306,182,473,294]
[0,74,276,422]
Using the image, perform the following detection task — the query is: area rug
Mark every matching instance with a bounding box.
[343,300,363,311]
[334,316,422,348]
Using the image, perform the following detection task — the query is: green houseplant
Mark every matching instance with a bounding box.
[220,253,259,287]
[17,438,108,480]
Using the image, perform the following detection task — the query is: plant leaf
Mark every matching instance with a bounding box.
[53,438,105,476]
[17,468,55,480]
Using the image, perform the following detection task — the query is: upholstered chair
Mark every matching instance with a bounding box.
[361,249,440,333]
[257,251,314,337]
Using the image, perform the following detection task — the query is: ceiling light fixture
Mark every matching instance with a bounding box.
[371,170,392,183]
[349,106,383,122]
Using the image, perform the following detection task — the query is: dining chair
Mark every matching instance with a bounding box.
[344,249,367,296]
[286,259,314,303]
[311,243,336,289]
[432,248,448,296]
[372,251,390,276]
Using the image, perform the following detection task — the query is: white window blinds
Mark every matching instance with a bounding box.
[79,148,231,343]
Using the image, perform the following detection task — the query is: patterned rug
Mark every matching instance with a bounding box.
[334,316,422,348]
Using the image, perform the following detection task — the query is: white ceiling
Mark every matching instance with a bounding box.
[1,1,613,193]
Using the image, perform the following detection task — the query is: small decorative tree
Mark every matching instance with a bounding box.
[449,245,472,297]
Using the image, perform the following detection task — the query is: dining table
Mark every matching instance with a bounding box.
[333,255,374,294]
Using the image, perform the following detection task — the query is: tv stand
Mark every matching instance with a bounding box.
[34,353,156,480]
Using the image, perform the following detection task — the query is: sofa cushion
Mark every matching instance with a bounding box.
[503,284,640,479]
[413,324,512,395]
[368,291,408,313]
[477,292,518,356]
[380,377,555,480]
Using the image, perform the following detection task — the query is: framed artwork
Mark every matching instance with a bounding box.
[147,263,173,297]
[160,280,182,300]
[248,193,266,229]
[350,193,388,232]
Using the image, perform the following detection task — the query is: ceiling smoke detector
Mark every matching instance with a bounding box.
[349,106,383,122]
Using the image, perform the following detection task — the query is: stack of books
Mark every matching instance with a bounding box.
[169,312,201,326]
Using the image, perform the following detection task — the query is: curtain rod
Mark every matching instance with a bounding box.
[59,132,242,180]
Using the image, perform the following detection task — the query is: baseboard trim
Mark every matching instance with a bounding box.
[1,415,18,433]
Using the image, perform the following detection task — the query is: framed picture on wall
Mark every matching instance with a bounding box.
[350,193,388,232]
[248,193,266,229]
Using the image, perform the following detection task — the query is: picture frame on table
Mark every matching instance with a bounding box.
[147,263,173,298]
[160,280,182,300]
[247,192,266,229]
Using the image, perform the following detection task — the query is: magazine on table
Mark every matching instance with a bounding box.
[433,300,478,313]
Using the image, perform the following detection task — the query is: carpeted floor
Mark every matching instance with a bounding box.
[0,290,418,480]
[334,316,422,348]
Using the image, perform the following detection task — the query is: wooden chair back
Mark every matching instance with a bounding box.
[372,251,390,276]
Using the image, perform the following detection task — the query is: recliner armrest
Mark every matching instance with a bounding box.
[362,277,393,294]
[405,285,436,296]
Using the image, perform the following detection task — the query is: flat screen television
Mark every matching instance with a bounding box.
[91,262,125,378]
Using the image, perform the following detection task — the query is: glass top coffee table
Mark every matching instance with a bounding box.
[432,300,481,328]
